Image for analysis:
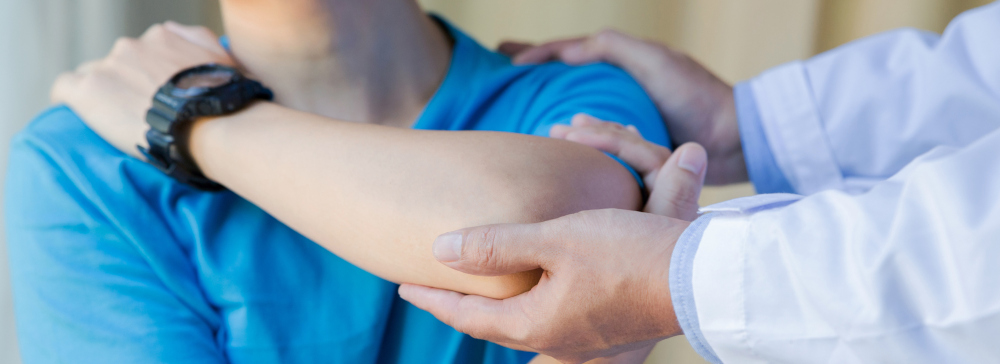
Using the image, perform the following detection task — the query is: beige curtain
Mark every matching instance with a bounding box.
[0,1,991,363]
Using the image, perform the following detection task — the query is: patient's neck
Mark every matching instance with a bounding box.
[220,0,452,128]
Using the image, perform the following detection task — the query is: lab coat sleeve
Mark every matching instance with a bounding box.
[745,2,1000,195]
[734,83,796,194]
[671,122,1000,364]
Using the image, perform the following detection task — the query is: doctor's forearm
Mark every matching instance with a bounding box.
[189,102,642,299]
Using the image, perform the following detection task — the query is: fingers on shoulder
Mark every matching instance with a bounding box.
[512,37,588,65]
[554,114,639,146]
[551,114,671,175]
[498,41,534,58]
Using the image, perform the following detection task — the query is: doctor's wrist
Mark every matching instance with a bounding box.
[704,91,749,185]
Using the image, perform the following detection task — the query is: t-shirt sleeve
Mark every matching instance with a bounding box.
[4,108,225,364]
[525,63,671,188]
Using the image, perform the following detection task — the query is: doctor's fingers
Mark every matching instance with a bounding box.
[433,221,560,276]
[551,114,671,183]
[507,30,668,75]
[397,284,536,352]
[645,143,707,221]
[503,37,586,65]
[497,41,535,58]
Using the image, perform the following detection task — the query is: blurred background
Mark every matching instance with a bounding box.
[0,0,990,363]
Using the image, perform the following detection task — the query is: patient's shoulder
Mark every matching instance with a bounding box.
[528,60,643,85]
[7,107,133,222]
[513,62,669,145]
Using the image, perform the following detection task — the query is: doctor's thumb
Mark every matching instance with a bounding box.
[645,142,708,221]
[432,222,548,276]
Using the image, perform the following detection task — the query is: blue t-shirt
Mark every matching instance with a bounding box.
[5,20,668,364]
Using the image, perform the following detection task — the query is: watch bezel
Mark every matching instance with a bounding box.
[141,64,273,191]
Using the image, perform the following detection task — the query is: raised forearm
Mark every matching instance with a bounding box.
[190,103,642,298]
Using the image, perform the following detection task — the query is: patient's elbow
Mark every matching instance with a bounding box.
[500,150,643,224]
[455,147,642,299]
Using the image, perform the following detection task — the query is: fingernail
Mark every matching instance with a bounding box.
[433,232,463,262]
[678,149,706,174]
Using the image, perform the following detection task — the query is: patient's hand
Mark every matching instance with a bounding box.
[551,114,707,221]
[50,22,235,159]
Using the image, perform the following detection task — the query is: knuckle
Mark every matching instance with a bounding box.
[593,29,624,46]
[50,74,73,101]
[665,181,700,206]
[595,28,619,40]
[75,73,103,93]
[591,31,613,49]
[111,37,137,55]
[145,23,167,37]
[194,26,216,37]
[469,227,502,270]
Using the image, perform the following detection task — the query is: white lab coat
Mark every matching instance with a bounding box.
[671,3,1000,363]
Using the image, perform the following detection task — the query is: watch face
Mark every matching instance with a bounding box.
[172,68,237,97]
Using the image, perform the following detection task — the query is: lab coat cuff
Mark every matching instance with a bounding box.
[670,212,723,364]
[687,195,801,363]
[750,62,844,194]
[734,82,796,194]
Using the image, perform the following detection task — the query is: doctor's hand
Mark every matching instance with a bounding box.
[398,210,689,363]
[398,140,707,363]
[50,22,235,159]
[500,30,745,185]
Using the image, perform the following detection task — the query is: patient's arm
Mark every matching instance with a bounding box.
[51,22,644,300]
[190,103,642,299]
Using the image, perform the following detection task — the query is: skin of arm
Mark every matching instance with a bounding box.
[189,103,642,299]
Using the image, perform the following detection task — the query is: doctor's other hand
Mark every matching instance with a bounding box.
[551,114,708,221]
[500,30,745,185]
[397,144,707,363]
[50,22,235,159]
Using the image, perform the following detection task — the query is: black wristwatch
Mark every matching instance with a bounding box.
[140,64,273,191]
